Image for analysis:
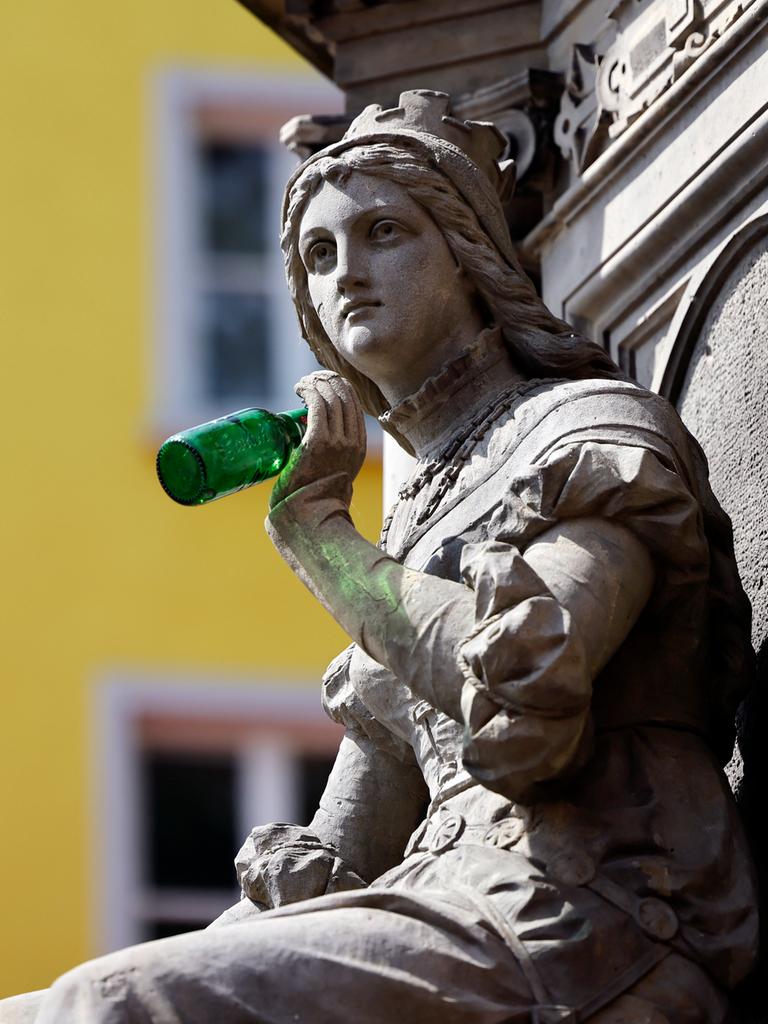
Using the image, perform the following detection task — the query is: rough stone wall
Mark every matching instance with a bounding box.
[678,237,768,1019]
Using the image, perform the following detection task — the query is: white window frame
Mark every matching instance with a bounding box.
[91,674,342,954]
[148,67,343,435]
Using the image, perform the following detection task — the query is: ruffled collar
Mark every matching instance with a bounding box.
[379,326,522,458]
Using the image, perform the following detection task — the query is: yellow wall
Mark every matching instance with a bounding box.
[0,1,381,997]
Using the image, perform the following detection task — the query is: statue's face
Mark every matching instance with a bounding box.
[298,170,482,401]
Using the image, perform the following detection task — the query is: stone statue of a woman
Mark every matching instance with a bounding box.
[4,89,758,1023]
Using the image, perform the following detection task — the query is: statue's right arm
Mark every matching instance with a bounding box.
[209,727,427,927]
[309,727,428,881]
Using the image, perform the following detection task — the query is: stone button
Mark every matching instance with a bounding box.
[429,811,465,853]
[636,898,678,940]
[548,850,596,888]
[483,817,525,850]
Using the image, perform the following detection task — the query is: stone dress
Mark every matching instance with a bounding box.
[21,331,757,1023]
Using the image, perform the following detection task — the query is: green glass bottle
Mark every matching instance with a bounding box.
[156,407,307,506]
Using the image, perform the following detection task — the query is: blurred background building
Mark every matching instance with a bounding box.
[0,0,386,998]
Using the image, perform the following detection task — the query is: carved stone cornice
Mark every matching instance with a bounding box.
[237,1,548,112]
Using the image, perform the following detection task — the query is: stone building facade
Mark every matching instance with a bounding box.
[239,1,767,1015]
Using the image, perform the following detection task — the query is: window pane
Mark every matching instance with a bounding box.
[143,751,237,890]
[203,291,273,401]
[200,142,268,255]
[147,920,211,941]
[297,754,336,827]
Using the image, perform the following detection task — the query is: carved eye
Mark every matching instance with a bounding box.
[307,240,336,272]
[370,219,402,243]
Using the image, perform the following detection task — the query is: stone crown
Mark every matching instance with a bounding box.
[342,89,515,203]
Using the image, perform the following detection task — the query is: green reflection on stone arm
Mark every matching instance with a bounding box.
[265,482,474,721]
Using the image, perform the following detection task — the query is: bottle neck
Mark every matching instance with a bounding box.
[277,407,308,445]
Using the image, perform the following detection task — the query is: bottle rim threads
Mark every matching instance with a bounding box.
[156,437,209,506]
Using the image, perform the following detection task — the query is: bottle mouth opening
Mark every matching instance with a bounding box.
[156,439,208,506]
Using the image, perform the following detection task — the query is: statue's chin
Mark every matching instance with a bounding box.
[335,321,393,377]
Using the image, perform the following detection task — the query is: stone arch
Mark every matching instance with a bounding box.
[661,213,768,1018]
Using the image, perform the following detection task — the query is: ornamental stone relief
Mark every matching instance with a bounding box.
[553,42,611,175]
[555,0,758,172]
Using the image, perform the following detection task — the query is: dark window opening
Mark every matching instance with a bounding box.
[142,751,237,890]
[200,142,268,256]
[297,754,336,826]
[147,919,212,941]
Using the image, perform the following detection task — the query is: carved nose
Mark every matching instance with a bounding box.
[335,243,369,293]
[336,266,368,293]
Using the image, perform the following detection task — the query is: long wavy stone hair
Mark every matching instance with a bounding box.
[281,140,623,428]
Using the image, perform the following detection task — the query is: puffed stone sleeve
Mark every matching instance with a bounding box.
[322,644,419,766]
[493,439,707,572]
[454,440,707,800]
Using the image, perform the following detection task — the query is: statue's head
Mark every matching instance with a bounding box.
[281,90,619,431]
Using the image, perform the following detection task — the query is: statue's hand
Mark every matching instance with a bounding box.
[269,370,366,511]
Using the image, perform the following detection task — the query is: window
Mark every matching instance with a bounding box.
[199,139,274,403]
[142,750,238,938]
[95,679,342,950]
[151,69,343,433]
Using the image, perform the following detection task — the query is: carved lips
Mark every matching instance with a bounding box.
[341,298,382,320]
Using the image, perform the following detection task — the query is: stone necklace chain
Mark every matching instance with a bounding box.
[379,376,554,551]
